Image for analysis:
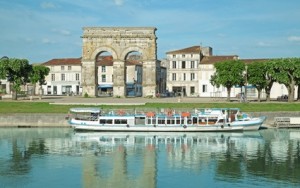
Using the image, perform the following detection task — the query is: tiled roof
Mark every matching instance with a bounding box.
[200,55,239,64]
[96,55,143,66]
[240,58,269,64]
[42,58,81,66]
[166,46,201,54]
[42,56,143,66]
[96,56,113,66]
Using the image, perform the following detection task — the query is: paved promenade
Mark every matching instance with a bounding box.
[32,95,228,105]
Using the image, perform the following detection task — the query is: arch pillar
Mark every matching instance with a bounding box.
[81,60,97,97]
[143,60,157,97]
[113,60,126,97]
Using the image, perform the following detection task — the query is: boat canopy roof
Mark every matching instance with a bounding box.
[70,108,101,113]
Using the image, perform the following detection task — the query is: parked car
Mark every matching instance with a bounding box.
[277,95,288,101]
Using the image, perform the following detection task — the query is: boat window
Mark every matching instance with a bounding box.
[100,119,113,124]
[218,119,224,123]
[115,119,127,124]
[158,118,165,124]
[192,117,197,124]
[147,118,155,124]
[176,119,181,124]
[166,119,175,124]
[208,117,218,124]
[199,118,206,124]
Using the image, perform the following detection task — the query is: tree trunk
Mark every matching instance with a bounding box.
[265,81,273,102]
[265,89,271,102]
[226,87,231,102]
[12,90,17,100]
[297,85,300,101]
[257,89,261,102]
[39,85,43,100]
[287,81,295,103]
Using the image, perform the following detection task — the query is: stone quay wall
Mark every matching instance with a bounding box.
[0,113,70,127]
[0,112,300,128]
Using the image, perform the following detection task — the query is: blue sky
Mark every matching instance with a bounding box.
[1,0,300,63]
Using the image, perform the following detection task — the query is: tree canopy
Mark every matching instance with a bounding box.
[0,58,50,100]
[210,60,245,101]
[267,58,300,102]
[246,61,268,102]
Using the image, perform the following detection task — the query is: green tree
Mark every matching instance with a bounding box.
[210,60,245,102]
[30,65,50,99]
[0,58,32,100]
[264,60,277,102]
[247,61,268,102]
[268,58,300,102]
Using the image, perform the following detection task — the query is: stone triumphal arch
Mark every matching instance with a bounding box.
[81,27,158,97]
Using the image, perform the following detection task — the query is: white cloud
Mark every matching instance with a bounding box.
[257,41,272,47]
[52,29,71,36]
[42,38,55,44]
[40,2,57,9]
[113,0,124,6]
[288,36,300,42]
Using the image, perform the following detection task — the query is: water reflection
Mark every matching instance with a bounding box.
[0,128,300,187]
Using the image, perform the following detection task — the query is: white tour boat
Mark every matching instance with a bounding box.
[67,107,266,132]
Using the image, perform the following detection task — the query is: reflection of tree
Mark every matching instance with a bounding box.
[0,138,48,176]
[8,140,31,175]
[246,140,300,184]
[27,139,49,155]
[216,138,242,180]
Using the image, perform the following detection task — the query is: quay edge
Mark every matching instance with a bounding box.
[1,111,300,128]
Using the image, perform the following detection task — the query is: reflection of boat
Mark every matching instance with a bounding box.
[72,131,263,152]
[68,108,266,132]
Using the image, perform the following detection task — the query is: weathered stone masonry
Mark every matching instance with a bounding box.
[81,27,158,97]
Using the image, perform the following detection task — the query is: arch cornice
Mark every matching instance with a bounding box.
[91,46,118,60]
[120,46,148,60]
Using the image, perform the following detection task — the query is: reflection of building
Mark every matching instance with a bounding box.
[80,135,156,188]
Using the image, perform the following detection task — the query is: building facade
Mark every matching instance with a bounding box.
[42,58,82,95]
[166,46,203,97]
[41,55,166,97]
[166,45,292,99]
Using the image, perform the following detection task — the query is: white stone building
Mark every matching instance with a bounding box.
[166,46,203,97]
[166,45,292,100]
[42,58,82,95]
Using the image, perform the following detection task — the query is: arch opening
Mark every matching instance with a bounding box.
[96,51,114,97]
[125,51,143,97]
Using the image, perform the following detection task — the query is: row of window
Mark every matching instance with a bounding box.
[51,73,80,81]
[172,61,197,69]
[99,119,128,124]
[56,65,107,72]
[50,73,112,82]
[56,66,73,71]
[172,73,196,81]
[171,54,196,58]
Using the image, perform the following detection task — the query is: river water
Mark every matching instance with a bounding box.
[0,128,300,188]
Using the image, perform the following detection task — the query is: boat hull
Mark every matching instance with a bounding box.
[68,108,266,132]
[70,122,243,132]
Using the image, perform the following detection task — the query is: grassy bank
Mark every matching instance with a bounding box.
[0,101,300,113]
